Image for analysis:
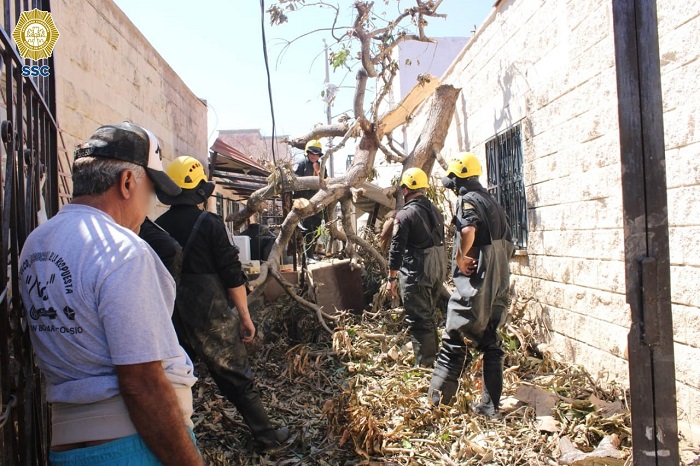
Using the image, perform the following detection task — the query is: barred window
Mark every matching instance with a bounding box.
[485,125,528,249]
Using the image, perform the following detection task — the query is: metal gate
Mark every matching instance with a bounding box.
[0,1,62,464]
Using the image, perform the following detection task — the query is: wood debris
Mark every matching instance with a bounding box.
[190,295,647,465]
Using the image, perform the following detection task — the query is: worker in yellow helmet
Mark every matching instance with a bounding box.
[293,140,328,262]
[156,156,290,453]
[386,167,447,367]
[429,152,515,417]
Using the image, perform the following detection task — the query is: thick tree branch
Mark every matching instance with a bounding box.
[326,207,347,242]
[288,124,349,149]
[339,197,359,267]
[226,172,323,229]
[402,84,461,175]
[354,68,369,118]
[340,196,388,275]
[354,2,378,78]
[319,120,360,183]
[227,180,278,228]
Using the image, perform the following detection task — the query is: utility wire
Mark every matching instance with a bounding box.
[260,0,277,164]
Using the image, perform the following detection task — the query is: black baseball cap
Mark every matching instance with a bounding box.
[74,122,182,197]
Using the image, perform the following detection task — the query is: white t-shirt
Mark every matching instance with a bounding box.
[19,204,196,404]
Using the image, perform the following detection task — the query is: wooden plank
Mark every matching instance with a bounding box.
[377,74,440,136]
[612,1,679,464]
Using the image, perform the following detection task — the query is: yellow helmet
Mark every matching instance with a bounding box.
[305,139,323,155]
[446,152,482,178]
[400,167,429,189]
[166,156,207,189]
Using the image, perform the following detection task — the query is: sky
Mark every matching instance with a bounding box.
[112,1,493,145]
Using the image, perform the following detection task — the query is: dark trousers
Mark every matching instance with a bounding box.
[399,276,441,368]
[429,239,512,407]
[174,274,279,447]
[431,315,505,408]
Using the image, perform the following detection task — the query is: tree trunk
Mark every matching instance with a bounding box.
[403,84,461,175]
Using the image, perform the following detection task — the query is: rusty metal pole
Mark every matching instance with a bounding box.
[612,1,679,464]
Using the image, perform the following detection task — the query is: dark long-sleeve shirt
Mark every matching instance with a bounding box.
[156,205,246,289]
[388,195,445,271]
[293,160,328,200]
[139,217,183,286]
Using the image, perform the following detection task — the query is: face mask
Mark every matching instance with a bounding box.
[442,176,456,191]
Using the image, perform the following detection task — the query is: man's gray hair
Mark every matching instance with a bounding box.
[72,157,145,197]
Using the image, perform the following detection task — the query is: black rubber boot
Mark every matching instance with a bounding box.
[253,427,290,454]
[428,364,460,406]
[428,332,470,405]
[411,326,439,368]
[473,392,497,418]
[233,391,289,453]
[474,346,504,417]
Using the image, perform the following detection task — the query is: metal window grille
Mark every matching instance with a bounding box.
[485,125,528,249]
[1,1,60,464]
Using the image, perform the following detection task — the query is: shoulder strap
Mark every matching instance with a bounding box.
[182,211,209,261]
[407,202,442,247]
[461,191,494,243]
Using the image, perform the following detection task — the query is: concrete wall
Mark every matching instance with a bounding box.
[404,0,700,443]
[51,0,208,216]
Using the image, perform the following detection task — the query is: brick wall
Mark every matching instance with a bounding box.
[51,0,208,216]
[404,0,700,443]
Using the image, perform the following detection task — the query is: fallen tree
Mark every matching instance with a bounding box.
[226,1,461,328]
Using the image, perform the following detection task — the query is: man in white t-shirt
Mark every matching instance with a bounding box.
[19,122,203,465]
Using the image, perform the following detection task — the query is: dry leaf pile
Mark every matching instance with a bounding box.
[186,289,659,465]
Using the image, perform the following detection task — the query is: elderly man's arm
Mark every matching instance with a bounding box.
[117,362,203,466]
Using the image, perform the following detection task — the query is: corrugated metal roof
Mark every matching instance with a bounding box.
[210,138,270,177]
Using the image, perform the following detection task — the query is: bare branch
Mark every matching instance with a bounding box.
[386,133,406,159]
[354,68,368,118]
[269,267,335,334]
[377,138,406,164]
[372,33,433,66]
[225,170,324,229]
[434,145,449,170]
[368,10,411,39]
[353,2,378,78]
[339,198,359,266]
[287,124,350,149]
[341,196,388,275]
[403,84,461,174]
[371,59,398,118]
[319,120,360,182]
[327,215,347,242]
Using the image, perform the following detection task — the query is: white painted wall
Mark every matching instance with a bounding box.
[404,0,700,443]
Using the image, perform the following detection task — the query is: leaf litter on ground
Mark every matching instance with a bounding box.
[192,291,699,465]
